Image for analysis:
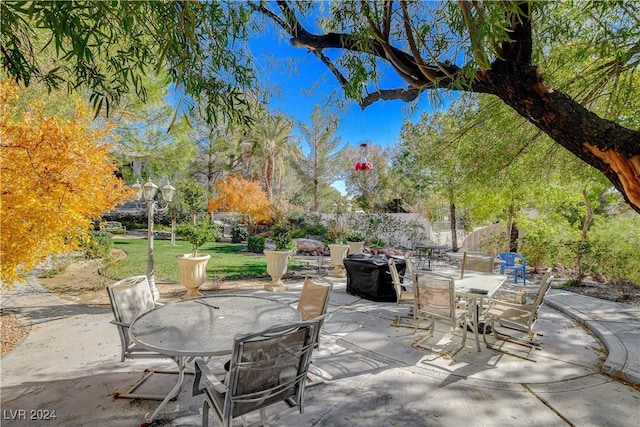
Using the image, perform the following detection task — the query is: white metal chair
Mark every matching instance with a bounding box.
[192,320,319,427]
[483,269,554,352]
[412,272,470,356]
[107,275,174,400]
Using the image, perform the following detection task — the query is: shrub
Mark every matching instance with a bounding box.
[367,237,387,249]
[271,222,296,251]
[582,215,640,284]
[80,231,113,259]
[345,231,365,242]
[177,218,220,256]
[230,225,248,243]
[247,236,266,253]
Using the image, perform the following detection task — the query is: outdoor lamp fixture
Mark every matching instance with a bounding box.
[131,179,176,301]
[354,143,373,171]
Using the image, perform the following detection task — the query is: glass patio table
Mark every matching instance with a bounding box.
[129,295,301,421]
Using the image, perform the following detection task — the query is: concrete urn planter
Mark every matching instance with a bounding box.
[347,241,365,255]
[329,244,350,277]
[176,253,211,298]
[264,250,290,291]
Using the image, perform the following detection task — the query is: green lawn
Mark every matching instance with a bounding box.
[110,237,303,283]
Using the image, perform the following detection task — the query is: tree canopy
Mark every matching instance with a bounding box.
[0,81,133,284]
[2,1,639,212]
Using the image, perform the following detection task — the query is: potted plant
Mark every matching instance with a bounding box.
[325,225,349,277]
[345,231,366,255]
[264,222,296,291]
[175,218,219,298]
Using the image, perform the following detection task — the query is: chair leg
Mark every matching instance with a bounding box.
[202,399,209,427]
[115,368,184,401]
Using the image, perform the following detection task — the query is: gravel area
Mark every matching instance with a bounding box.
[1,314,29,356]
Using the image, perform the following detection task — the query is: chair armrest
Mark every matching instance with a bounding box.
[493,287,528,304]
[486,299,531,311]
[193,358,227,396]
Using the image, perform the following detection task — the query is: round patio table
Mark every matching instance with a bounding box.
[129,295,300,421]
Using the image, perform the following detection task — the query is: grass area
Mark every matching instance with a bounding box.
[109,236,303,283]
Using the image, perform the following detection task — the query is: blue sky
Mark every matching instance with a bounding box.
[249,35,447,153]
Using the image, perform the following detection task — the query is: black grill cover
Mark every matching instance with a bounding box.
[344,254,406,302]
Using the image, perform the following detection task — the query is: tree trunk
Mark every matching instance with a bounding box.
[509,222,519,253]
[449,195,458,251]
[575,189,594,285]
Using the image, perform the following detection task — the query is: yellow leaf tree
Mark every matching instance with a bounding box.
[0,82,134,285]
[208,175,272,234]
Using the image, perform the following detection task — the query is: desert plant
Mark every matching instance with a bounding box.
[247,235,266,253]
[177,217,220,256]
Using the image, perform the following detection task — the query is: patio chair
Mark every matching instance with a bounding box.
[389,258,421,329]
[493,268,551,306]
[107,275,175,400]
[192,320,319,427]
[460,251,494,278]
[389,258,414,306]
[296,275,333,348]
[482,269,554,353]
[498,252,527,284]
[412,272,470,356]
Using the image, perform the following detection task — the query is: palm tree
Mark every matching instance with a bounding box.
[245,113,300,200]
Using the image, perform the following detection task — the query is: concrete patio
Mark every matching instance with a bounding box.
[1,274,639,426]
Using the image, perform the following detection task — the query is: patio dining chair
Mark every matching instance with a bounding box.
[389,258,421,329]
[192,320,319,427]
[412,272,470,356]
[107,275,175,400]
[296,275,333,348]
[460,251,494,278]
[498,252,527,284]
[482,269,554,353]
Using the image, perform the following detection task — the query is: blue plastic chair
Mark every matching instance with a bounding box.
[498,252,527,284]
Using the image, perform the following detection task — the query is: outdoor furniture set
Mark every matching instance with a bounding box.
[388,250,549,357]
[106,250,540,424]
[107,275,332,426]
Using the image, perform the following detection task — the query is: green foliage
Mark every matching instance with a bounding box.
[323,222,347,245]
[270,222,296,251]
[176,217,220,256]
[247,236,266,253]
[478,232,508,257]
[80,231,113,260]
[367,237,387,249]
[519,214,580,272]
[582,215,640,284]
[2,1,255,125]
[345,231,365,242]
[230,225,248,243]
[178,181,208,222]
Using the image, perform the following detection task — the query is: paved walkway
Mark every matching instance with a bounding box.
[1,275,639,426]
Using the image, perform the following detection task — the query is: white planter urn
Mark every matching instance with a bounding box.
[329,244,349,277]
[264,250,290,291]
[176,253,211,298]
[347,241,365,255]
